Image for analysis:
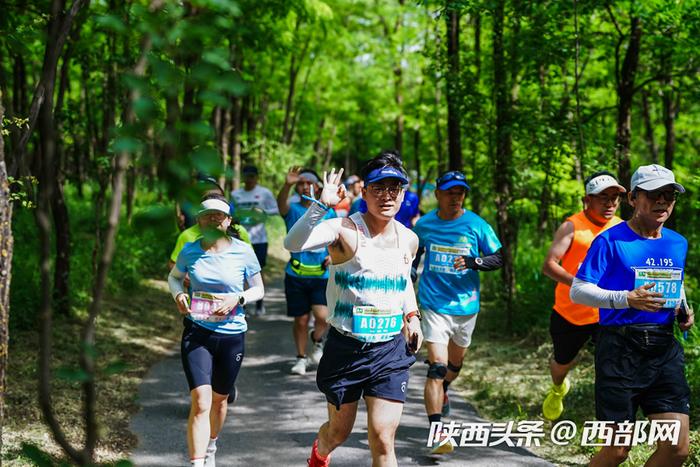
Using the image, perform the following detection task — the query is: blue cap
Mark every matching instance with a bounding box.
[365,166,409,185]
[436,171,470,191]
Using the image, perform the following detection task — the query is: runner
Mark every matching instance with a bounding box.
[412,170,502,454]
[168,197,264,467]
[284,151,423,467]
[277,167,336,375]
[231,164,279,316]
[570,164,693,466]
[540,171,625,421]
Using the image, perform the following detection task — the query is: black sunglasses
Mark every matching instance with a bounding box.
[436,171,467,186]
[636,188,680,202]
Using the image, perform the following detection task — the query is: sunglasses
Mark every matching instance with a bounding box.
[436,171,467,186]
[637,189,680,202]
[367,183,405,198]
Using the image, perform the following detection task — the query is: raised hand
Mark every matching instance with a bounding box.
[320,167,346,207]
[286,166,303,186]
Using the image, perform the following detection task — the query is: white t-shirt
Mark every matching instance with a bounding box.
[231,185,279,244]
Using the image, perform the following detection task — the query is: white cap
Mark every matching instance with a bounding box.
[585,174,626,195]
[631,164,685,193]
[197,198,231,216]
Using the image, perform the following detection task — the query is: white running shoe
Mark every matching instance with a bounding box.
[310,341,324,365]
[204,444,216,467]
[291,357,308,375]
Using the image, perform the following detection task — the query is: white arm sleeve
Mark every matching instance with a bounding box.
[168,267,186,300]
[570,277,629,309]
[242,272,265,304]
[284,203,339,252]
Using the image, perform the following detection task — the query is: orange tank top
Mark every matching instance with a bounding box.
[553,211,622,325]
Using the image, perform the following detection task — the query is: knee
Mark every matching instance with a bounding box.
[191,392,212,415]
[369,429,395,455]
[661,442,689,463]
[426,361,447,381]
[295,315,310,327]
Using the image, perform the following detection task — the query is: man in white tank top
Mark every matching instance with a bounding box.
[284,151,423,467]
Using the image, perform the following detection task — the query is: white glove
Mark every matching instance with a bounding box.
[320,168,347,208]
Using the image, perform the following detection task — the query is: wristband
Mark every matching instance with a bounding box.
[405,310,421,321]
[301,195,329,211]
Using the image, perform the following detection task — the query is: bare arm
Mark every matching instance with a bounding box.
[542,220,575,286]
[277,166,301,217]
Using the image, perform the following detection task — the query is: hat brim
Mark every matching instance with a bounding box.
[366,174,409,185]
[587,183,627,195]
[438,180,470,191]
[635,180,685,193]
[197,208,230,217]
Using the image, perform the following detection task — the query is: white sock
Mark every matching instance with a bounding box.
[191,458,205,467]
[207,438,217,453]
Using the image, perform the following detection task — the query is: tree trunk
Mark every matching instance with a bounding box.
[615,15,641,218]
[640,90,659,163]
[469,12,482,214]
[231,97,243,192]
[0,101,13,439]
[51,180,71,317]
[445,7,462,171]
[493,0,516,329]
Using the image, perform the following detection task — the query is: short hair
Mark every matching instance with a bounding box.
[360,149,407,181]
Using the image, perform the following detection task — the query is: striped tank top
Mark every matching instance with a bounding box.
[326,212,414,343]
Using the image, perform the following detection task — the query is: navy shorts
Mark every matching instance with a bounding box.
[595,325,690,423]
[550,309,598,365]
[181,319,245,395]
[284,274,328,317]
[316,327,416,410]
[252,242,268,269]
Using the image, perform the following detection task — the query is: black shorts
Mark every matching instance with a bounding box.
[550,309,598,365]
[595,325,690,423]
[252,242,268,269]
[284,274,328,317]
[316,327,416,410]
[181,319,245,395]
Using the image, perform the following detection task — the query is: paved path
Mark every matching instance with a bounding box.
[130,280,553,466]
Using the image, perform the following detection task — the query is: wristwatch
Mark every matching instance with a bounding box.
[474,257,484,267]
[238,296,246,306]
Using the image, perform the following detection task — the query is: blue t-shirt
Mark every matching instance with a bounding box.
[414,209,502,315]
[576,222,687,326]
[176,237,261,334]
[283,203,337,279]
[348,192,419,229]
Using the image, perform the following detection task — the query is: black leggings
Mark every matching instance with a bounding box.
[181,319,245,394]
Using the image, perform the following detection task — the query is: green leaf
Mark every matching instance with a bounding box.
[95,14,127,34]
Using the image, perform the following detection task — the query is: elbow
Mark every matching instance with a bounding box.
[283,235,297,252]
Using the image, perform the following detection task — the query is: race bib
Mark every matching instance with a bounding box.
[190,292,237,323]
[429,244,471,275]
[351,306,403,342]
[633,267,683,307]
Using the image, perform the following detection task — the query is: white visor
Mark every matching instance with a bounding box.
[197,199,231,217]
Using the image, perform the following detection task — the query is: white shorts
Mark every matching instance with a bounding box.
[421,309,478,348]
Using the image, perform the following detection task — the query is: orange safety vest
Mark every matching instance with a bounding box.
[553,211,622,325]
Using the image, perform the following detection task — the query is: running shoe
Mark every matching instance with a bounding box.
[542,377,571,421]
[204,447,216,467]
[291,356,308,375]
[308,439,331,467]
[309,328,325,365]
[255,301,266,316]
[430,430,455,455]
[441,391,450,417]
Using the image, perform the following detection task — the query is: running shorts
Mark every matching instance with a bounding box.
[421,309,478,348]
[284,274,328,317]
[550,309,598,365]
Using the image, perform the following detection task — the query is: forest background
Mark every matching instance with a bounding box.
[0,0,699,465]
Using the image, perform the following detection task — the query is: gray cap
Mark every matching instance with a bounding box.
[631,164,685,193]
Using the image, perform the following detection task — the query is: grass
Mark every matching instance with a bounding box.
[451,302,700,466]
[2,279,182,465]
